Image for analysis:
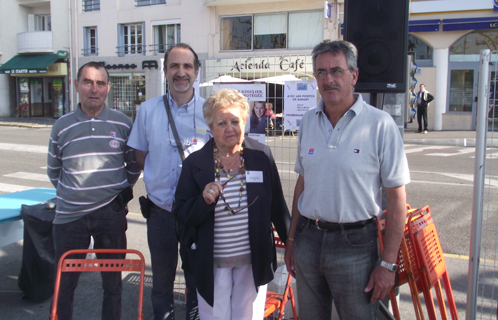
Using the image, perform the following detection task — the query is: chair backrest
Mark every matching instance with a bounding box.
[50,249,145,320]
[58,249,145,273]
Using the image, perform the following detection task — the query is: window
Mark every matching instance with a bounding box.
[83,27,98,56]
[221,16,252,50]
[117,23,145,56]
[83,0,100,12]
[152,23,181,54]
[408,34,433,67]
[450,30,498,62]
[135,0,165,6]
[288,11,323,49]
[254,14,287,49]
[221,11,323,51]
[35,15,51,31]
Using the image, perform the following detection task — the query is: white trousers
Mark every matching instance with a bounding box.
[197,264,267,320]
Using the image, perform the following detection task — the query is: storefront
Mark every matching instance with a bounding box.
[0,54,67,118]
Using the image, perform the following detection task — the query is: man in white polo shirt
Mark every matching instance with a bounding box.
[284,40,410,319]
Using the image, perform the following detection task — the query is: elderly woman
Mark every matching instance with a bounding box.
[173,88,290,320]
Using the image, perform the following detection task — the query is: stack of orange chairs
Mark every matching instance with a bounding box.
[377,205,459,320]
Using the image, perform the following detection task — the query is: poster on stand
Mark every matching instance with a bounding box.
[283,80,317,131]
[213,82,267,136]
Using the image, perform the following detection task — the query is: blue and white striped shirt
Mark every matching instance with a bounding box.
[47,104,141,224]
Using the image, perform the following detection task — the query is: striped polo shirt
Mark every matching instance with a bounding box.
[47,104,141,224]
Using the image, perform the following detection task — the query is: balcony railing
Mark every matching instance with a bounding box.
[17,31,53,54]
[82,47,99,56]
[116,44,147,56]
[148,43,178,55]
[135,0,165,6]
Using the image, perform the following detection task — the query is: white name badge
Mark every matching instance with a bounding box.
[196,127,207,135]
[246,170,263,183]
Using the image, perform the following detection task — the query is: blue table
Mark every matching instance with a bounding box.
[0,188,56,247]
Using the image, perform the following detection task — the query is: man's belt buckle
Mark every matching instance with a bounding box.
[315,219,326,231]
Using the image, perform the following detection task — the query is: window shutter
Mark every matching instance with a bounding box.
[117,24,125,57]
[28,14,35,32]
[83,28,89,56]
[141,22,146,55]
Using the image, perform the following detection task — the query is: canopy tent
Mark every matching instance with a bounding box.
[253,74,305,85]
[200,74,252,87]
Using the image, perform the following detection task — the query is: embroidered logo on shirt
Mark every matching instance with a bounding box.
[192,138,198,145]
[308,148,315,155]
[109,140,120,149]
[110,131,116,138]
[354,149,360,153]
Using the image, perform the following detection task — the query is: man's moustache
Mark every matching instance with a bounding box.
[322,84,340,90]
[173,76,190,81]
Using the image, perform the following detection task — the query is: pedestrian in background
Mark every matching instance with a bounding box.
[416,83,434,133]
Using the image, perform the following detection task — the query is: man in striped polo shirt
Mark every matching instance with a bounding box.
[47,61,141,320]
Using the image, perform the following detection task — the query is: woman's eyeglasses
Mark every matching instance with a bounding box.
[219,175,258,215]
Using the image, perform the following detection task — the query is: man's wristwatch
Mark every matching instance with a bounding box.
[380,260,398,273]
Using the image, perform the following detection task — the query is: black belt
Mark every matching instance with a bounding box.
[304,217,375,232]
[149,199,163,211]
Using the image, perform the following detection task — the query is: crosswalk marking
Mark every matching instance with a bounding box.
[0,142,47,154]
[4,172,50,182]
[404,146,455,154]
[0,182,33,193]
[426,147,476,157]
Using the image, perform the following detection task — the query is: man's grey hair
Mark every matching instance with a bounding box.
[312,40,358,72]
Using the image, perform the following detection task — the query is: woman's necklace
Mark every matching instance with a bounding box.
[213,141,246,210]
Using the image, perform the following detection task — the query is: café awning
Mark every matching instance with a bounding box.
[0,54,59,74]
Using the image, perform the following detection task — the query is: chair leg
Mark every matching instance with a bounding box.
[434,280,449,320]
[422,287,438,320]
[441,271,458,320]
[289,287,298,320]
[388,290,401,320]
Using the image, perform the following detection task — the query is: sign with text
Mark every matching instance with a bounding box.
[212,82,267,133]
[283,80,317,131]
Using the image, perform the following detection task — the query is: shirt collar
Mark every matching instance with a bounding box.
[167,90,197,112]
[315,93,365,117]
[74,103,111,122]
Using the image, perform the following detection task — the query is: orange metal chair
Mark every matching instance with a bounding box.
[50,249,146,320]
[377,204,425,320]
[407,206,459,320]
[264,231,298,320]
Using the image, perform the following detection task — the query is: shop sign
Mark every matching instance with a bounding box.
[53,79,63,87]
[4,69,42,74]
[230,57,308,73]
[57,50,69,59]
[45,63,68,76]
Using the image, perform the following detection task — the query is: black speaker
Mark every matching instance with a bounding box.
[344,0,409,93]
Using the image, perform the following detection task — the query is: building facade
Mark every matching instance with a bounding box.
[409,0,498,131]
[0,0,70,118]
[2,0,498,132]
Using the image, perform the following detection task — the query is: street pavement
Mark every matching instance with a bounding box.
[0,116,488,319]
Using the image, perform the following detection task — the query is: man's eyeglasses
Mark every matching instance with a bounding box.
[315,67,351,80]
[219,174,258,215]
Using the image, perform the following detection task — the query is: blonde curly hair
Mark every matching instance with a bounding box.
[203,88,249,128]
